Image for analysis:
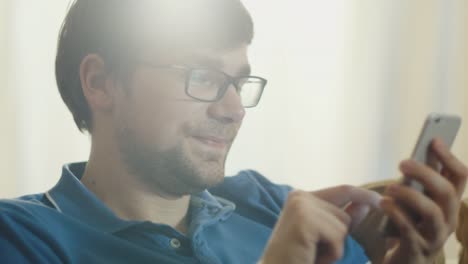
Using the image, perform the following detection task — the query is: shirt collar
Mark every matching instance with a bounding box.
[46,162,236,234]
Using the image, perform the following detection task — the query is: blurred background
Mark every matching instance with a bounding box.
[0,0,467,261]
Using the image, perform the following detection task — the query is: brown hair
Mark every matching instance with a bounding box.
[55,0,254,132]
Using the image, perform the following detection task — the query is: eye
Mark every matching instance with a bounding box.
[190,70,225,88]
[191,71,214,85]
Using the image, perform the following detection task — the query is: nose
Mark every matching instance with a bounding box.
[207,84,245,124]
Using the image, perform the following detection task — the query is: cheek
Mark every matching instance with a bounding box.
[130,103,184,148]
[122,83,205,149]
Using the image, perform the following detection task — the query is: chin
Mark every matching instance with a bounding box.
[187,146,228,185]
[193,162,225,188]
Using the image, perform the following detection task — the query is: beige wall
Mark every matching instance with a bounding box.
[4,1,466,194]
[0,0,18,197]
[1,1,467,260]
[457,1,468,169]
[0,1,90,197]
[394,0,468,166]
[367,1,468,259]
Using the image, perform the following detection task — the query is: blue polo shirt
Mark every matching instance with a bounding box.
[0,162,368,263]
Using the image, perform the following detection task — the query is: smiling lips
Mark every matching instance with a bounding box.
[192,135,230,149]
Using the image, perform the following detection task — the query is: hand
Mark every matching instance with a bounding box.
[260,185,381,264]
[381,138,468,263]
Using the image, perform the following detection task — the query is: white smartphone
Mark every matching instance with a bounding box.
[403,113,462,192]
[381,113,462,235]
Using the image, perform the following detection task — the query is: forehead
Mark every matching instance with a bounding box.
[146,44,251,75]
[188,46,250,72]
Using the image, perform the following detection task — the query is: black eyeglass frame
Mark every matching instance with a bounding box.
[139,63,268,108]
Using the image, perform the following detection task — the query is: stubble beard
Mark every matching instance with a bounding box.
[115,124,229,198]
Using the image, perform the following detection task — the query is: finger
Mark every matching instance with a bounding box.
[380,197,426,249]
[400,160,450,194]
[317,243,343,264]
[427,146,441,172]
[400,160,458,223]
[344,203,370,231]
[386,184,447,242]
[314,207,349,264]
[432,138,468,197]
[314,194,352,229]
[285,190,351,234]
[313,185,382,209]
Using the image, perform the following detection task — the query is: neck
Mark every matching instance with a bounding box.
[81,136,190,234]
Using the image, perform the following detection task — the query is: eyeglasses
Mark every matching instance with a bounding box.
[140,63,267,108]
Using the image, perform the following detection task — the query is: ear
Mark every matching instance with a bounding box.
[79,54,115,112]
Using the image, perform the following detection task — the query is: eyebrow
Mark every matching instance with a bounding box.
[187,54,251,76]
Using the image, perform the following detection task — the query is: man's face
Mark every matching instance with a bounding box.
[112,45,250,197]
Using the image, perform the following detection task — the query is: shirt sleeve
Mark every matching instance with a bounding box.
[242,169,293,208]
[0,234,32,263]
[0,203,64,264]
[213,170,369,264]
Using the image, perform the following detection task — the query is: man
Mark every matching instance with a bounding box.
[1,0,466,263]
